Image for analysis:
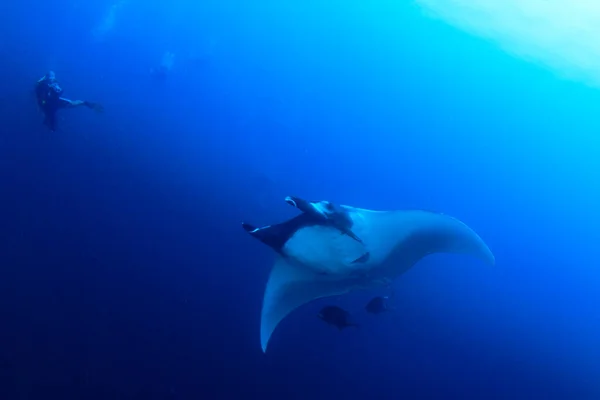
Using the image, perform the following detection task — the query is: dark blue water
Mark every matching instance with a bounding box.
[2,1,600,399]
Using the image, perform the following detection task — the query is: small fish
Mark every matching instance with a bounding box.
[318,306,359,330]
[365,296,392,315]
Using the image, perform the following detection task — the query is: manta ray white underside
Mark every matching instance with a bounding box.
[245,203,495,352]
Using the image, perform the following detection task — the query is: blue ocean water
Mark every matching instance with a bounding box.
[2,0,600,398]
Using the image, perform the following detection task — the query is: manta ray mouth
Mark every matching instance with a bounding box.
[285,196,324,218]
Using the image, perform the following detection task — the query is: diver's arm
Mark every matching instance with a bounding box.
[59,99,87,108]
[59,97,85,108]
[59,98,103,112]
[65,99,104,112]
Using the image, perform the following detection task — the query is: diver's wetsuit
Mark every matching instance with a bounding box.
[36,76,70,131]
[35,71,103,132]
[35,74,98,131]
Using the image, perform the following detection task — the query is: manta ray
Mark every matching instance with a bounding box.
[242,197,495,352]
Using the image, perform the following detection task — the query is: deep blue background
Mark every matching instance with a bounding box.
[2,1,600,398]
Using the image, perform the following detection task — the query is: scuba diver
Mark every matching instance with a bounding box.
[150,51,175,82]
[150,65,168,82]
[318,306,360,330]
[35,71,103,132]
[365,285,396,315]
[365,296,393,315]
